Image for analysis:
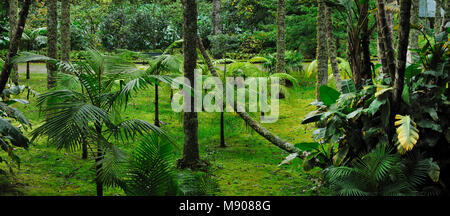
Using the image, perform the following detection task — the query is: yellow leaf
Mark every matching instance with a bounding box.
[394,115,419,154]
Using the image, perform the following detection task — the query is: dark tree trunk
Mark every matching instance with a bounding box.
[0,0,32,94]
[393,0,412,108]
[220,62,226,148]
[26,62,30,79]
[276,0,286,73]
[178,0,201,169]
[47,0,58,89]
[95,124,103,197]
[155,83,160,127]
[376,0,397,83]
[82,136,88,159]
[360,2,373,85]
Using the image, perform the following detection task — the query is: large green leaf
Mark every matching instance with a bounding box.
[319,85,341,106]
[341,79,356,93]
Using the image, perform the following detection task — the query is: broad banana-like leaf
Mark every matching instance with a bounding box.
[333,145,349,166]
[427,159,440,182]
[394,115,419,154]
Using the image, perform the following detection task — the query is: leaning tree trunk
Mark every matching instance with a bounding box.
[0,0,32,94]
[212,0,222,35]
[276,0,286,74]
[325,6,342,92]
[61,0,71,74]
[9,0,19,86]
[316,0,328,99]
[393,0,412,108]
[196,35,305,158]
[47,0,58,90]
[178,0,201,169]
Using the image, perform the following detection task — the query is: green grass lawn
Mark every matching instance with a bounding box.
[1,71,332,196]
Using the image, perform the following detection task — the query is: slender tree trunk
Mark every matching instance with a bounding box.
[276,0,286,73]
[376,12,388,77]
[9,0,19,85]
[82,136,88,159]
[0,0,32,94]
[393,0,412,107]
[435,0,442,34]
[47,0,58,89]
[407,0,419,64]
[61,0,71,73]
[155,83,160,127]
[220,62,226,148]
[376,0,397,83]
[95,124,103,196]
[325,6,342,91]
[178,0,201,169]
[316,0,328,99]
[26,62,30,79]
[212,0,222,35]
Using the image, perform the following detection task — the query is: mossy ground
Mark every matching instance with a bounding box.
[1,68,334,196]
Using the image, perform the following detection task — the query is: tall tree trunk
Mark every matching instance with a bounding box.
[393,0,412,107]
[376,0,397,83]
[178,0,201,169]
[376,12,389,77]
[407,0,419,64]
[47,0,58,89]
[276,0,286,73]
[212,0,222,35]
[316,0,328,99]
[61,0,71,73]
[360,2,372,85]
[435,0,442,35]
[0,0,32,94]
[325,6,342,91]
[9,0,19,86]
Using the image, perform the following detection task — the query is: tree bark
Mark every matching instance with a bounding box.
[325,6,342,92]
[9,0,19,85]
[407,0,419,64]
[393,0,412,107]
[435,0,442,35]
[376,0,397,83]
[316,0,328,99]
[47,0,58,90]
[276,0,286,73]
[178,0,201,169]
[212,0,222,35]
[61,0,71,74]
[0,0,32,94]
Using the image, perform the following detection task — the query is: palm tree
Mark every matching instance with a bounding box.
[147,53,183,127]
[21,27,47,79]
[24,49,168,196]
[325,144,429,196]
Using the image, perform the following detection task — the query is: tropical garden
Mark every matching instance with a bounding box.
[0,0,449,196]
